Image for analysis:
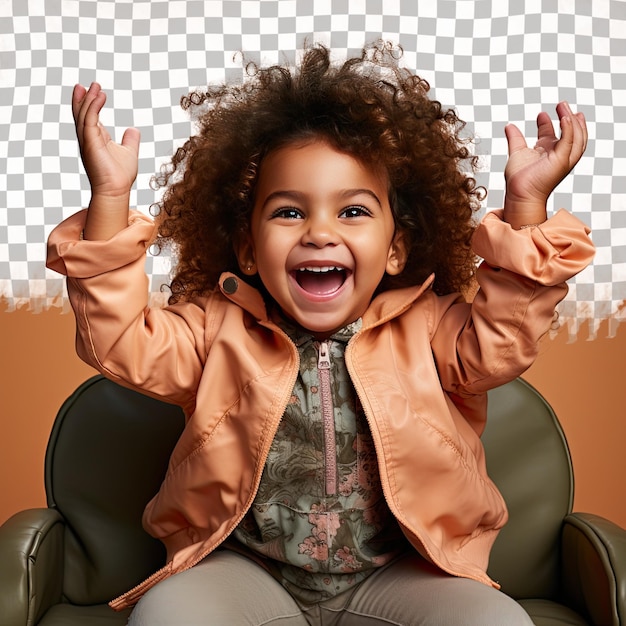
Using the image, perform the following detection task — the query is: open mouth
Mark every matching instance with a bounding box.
[293,266,349,296]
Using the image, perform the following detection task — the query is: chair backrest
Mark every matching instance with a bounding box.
[45,375,572,605]
[45,375,185,605]
[483,377,574,600]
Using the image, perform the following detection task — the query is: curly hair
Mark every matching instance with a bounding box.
[153,41,485,304]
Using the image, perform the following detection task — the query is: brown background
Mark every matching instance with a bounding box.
[1,303,624,528]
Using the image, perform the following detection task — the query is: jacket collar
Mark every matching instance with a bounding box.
[362,274,435,330]
[218,272,270,321]
[218,271,435,331]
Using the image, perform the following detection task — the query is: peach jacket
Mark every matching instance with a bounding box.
[47,208,594,610]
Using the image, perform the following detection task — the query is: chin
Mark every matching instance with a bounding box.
[299,318,354,338]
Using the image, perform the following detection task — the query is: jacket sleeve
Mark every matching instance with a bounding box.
[430,209,595,398]
[46,210,209,407]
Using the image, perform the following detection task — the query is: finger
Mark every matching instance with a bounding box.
[555,103,587,167]
[72,84,89,145]
[568,109,588,156]
[121,127,141,157]
[82,84,106,130]
[72,84,87,123]
[576,112,588,153]
[76,85,109,153]
[504,123,528,156]
[556,102,587,152]
[566,115,588,167]
[75,83,102,132]
[552,119,584,175]
[535,111,557,145]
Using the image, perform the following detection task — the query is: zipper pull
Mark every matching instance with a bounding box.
[317,341,331,369]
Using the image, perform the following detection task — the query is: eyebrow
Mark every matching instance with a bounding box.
[260,188,383,209]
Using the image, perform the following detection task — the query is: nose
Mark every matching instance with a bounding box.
[301,211,339,248]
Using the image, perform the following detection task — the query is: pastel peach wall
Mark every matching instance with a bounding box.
[523,318,626,528]
[1,304,94,522]
[1,305,625,528]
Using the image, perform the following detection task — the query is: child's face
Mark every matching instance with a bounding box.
[236,140,406,338]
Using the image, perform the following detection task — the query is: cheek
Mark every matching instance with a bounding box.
[254,236,288,275]
[358,233,395,262]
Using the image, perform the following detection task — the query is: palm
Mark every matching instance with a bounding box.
[81,125,139,196]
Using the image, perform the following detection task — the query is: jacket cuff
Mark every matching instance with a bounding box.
[472,209,595,286]
[46,210,157,278]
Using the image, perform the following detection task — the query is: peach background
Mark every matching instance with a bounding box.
[1,304,625,528]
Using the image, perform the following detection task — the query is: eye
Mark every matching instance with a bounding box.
[340,205,372,218]
[271,207,303,220]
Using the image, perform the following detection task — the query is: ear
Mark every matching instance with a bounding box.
[234,232,257,276]
[385,230,408,276]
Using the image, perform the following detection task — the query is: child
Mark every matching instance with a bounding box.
[47,42,594,625]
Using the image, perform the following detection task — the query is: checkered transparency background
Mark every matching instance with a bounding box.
[1,0,624,338]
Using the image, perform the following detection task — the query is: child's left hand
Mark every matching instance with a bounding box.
[503,101,587,229]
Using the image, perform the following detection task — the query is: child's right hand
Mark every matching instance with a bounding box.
[73,82,140,199]
[73,83,141,239]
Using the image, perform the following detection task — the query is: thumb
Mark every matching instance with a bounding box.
[121,127,141,156]
[504,123,528,156]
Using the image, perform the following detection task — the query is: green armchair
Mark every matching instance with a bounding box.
[1,375,624,625]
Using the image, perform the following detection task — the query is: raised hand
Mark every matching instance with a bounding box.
[73,82,140,199]
[503,101,587,229]
[72,83,141,239]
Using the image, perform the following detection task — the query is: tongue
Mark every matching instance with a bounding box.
[297,270,345,295]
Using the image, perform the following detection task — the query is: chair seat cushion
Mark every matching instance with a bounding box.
[519,598,589,625]
[39,603,131,626]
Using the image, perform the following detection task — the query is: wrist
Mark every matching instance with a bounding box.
[88,189,131,207]
[83,193,131,240]
[503,199,547,230]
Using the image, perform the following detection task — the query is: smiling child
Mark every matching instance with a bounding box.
[47,42,594,625]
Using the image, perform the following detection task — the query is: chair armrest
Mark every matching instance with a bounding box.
[561,512,626,626]
[0,508,65,626]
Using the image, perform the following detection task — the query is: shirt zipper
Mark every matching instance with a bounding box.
[316,340,337,496]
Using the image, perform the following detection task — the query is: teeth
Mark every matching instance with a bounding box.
[297,266,343,273]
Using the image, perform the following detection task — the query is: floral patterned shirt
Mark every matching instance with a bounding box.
[233,318,408,604]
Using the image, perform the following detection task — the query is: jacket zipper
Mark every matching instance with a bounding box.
[316,341,337,496]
